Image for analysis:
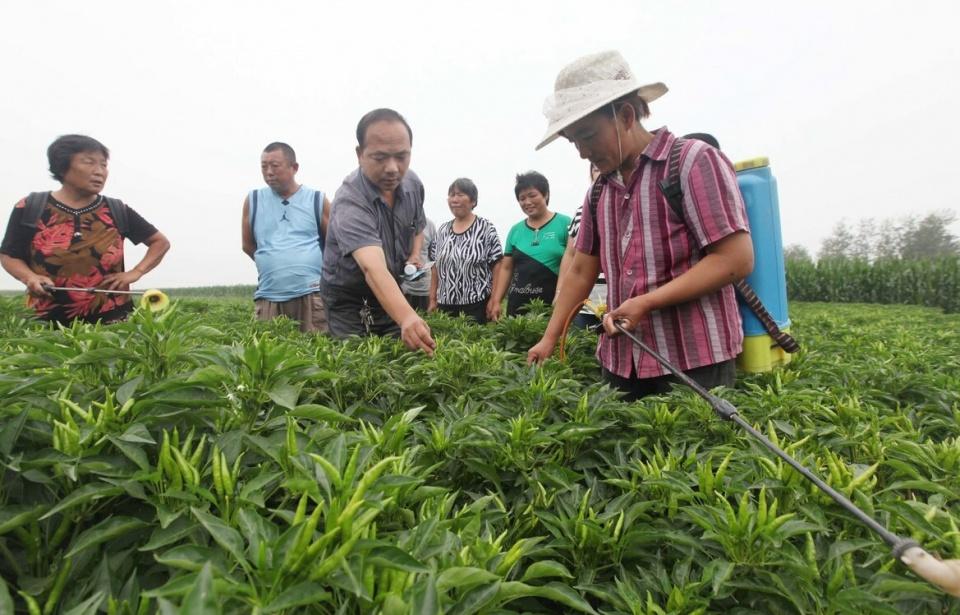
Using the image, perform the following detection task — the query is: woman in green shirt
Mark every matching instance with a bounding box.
[489,171,570,319]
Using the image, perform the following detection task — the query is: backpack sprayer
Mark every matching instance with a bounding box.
[553,143,960,595]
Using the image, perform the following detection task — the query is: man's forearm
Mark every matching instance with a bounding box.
[641,231,753,312]
[555,242,577,301]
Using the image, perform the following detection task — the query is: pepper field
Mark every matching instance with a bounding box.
[0,295,958,614]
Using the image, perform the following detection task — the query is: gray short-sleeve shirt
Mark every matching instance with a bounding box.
[321,168,426,293]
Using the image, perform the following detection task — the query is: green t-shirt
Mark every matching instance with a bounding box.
[503,212,570,316]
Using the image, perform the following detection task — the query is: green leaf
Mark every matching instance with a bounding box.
[702,559,735,596]
[238,469,282,504]
[290,404,354,423]
[497,582,597,614]
[143,574,201,600]
[65,516,148,558]
[21,469,54,485]
[244,435,282,466]
[533,583,598,614]
[191,507,249,568]
[116,376,143,405]
[62,590,106,615]
[262,582,331,613]
[155,544,221,572]
[67,347,134,365]
[520,560,574,582]
[118,423,155,445]
[367,545,429,573]
[181,562,219,614]
[450,581,501,615]
[40,482,124,520]
[156,598,179,615]
[267,382,300,410]
[328,557,370,601]
[0,410,28,456]
[108,437,151,472]
[0,576,13,615]
[409,573,439,615]
[437,567,501,591]
[140,516,199,552]
[0,504,47,535]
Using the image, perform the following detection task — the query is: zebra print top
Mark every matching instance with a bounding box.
[429,216,503,305]
[567,205,583,238]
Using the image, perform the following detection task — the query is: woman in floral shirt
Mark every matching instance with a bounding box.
[0,135,169,324]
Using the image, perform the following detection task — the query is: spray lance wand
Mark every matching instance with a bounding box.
[574,300,960,597]
[41,284,171,311]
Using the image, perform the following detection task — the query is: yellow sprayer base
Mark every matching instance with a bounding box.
[737,332,794,373]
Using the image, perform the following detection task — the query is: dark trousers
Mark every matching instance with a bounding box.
[603,359,736,402]
[322,284,400,339]
[438,297,488,324]
[405,293,429,312]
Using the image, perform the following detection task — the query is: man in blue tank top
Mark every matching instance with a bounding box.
[241,142,331,332]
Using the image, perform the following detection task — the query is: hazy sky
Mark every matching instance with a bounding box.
[2,1,958,290]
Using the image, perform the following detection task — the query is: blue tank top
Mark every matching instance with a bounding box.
[250,186,324,302]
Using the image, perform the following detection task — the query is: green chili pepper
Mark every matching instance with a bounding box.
[42,557,71,615]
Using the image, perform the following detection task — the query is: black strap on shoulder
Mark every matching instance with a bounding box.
[314,190,324,252]
[249,190,258,245]
[22,192,50,228]
[655,137,799,354]
[103,197,128,236]
[587,174,607,231]
[658,138,686,221]
[22,192,129,237]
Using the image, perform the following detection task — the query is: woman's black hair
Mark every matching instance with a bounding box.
[47,135,109,182]
[448,177,479,208]
[514,171,550,204]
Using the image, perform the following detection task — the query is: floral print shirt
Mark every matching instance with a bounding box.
[0,194,157,324]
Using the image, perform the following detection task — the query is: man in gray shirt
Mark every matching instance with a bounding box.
[320,108,436,354]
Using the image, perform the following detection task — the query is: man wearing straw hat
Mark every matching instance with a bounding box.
[527,51,754,400]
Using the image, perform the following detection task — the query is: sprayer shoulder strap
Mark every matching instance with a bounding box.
[249,189,259,245]
[659,139,799,354]
[23,192,128,236]
[103,197,128,236]
[22,192,50,228]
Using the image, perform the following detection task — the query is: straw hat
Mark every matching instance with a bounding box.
[536,50,667,150]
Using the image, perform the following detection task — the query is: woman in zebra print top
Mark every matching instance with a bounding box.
[428,178,503,324]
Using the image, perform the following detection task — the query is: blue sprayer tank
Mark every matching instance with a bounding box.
[734,157,792,372]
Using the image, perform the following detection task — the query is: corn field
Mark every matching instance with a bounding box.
[786,256,960,313]
[0,296,959,614]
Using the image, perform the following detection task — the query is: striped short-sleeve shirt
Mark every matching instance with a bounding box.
[576,128,750,379]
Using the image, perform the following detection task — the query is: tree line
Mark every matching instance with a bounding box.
[785,210,958,262]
